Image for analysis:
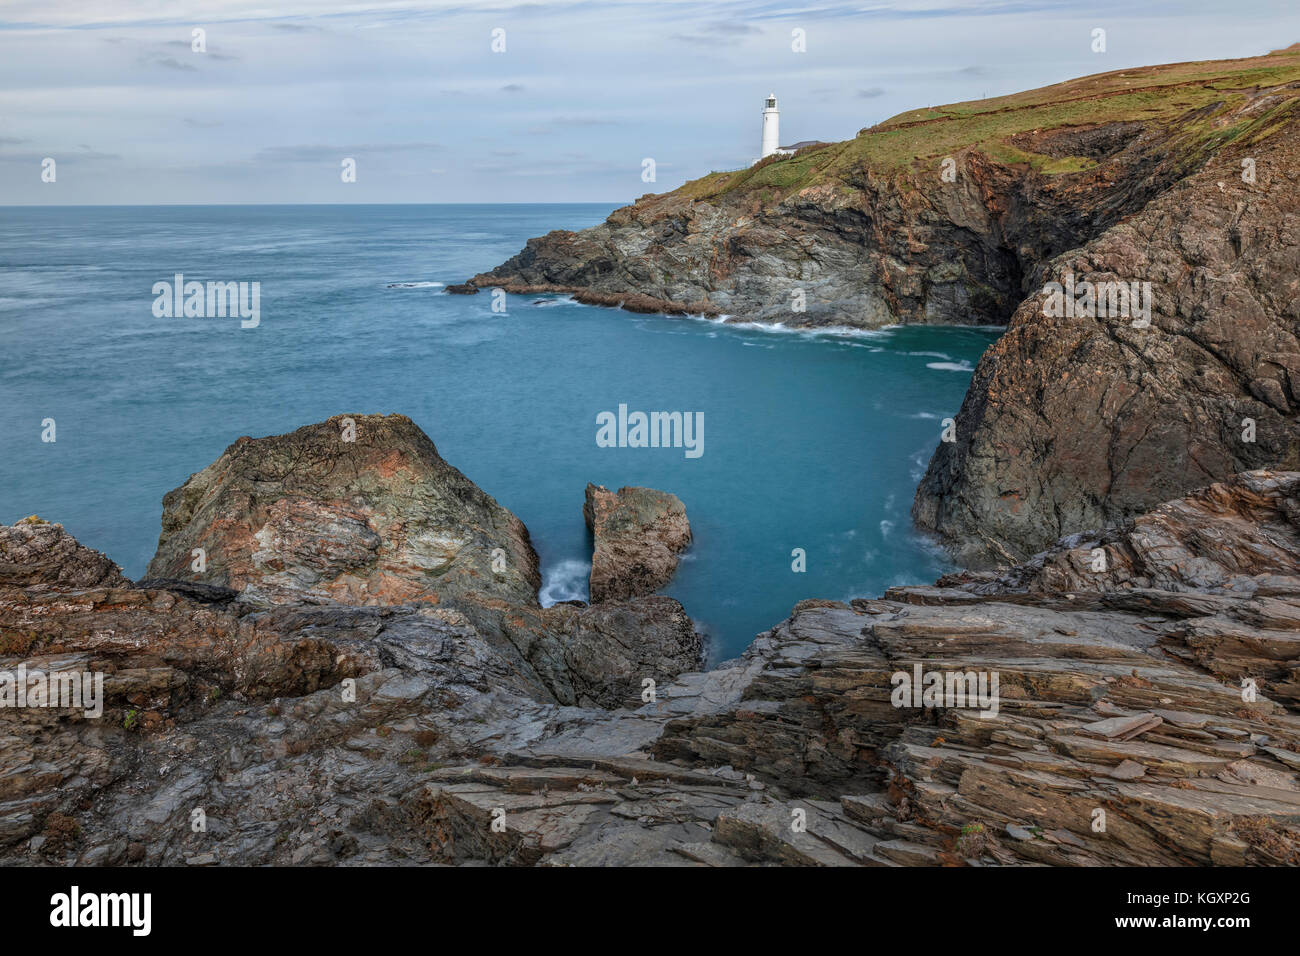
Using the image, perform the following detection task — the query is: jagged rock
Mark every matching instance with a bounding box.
[583,484,691,603]
[146,414,541,608]
[930,472,1300,707]
[540,596,704,708]
[1079,714,1163,741]
[935,472,1300,596]
[0,522,130,592]
[1108,760,1148,780]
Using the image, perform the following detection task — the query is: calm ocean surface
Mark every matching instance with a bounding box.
[0,204,999,662]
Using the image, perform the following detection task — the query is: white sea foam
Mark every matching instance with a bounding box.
[926,360,974,372]
[708,315,899,341]
[531,295,577,307]
[910,448,930,482]
[538,558,591,607]
[560,295,904,342]
[386,281,445,289]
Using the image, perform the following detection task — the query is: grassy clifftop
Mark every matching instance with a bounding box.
[670,47,1300,205]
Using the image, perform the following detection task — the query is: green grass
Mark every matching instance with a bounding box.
[657,50,1300,208]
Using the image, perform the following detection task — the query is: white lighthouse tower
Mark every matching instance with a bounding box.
[760,93,781,158]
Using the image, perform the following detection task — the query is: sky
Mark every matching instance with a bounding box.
[1,0,1298,204]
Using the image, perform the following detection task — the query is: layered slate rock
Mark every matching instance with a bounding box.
[4,454,1299,865]
[938,471,1300,598]
[147,414,541,607]
[584,484,691,603]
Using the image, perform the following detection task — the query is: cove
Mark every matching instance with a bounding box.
[0,203,1000,662]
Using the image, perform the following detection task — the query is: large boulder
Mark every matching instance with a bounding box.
[584,484,691,603]
[147,414,541,607]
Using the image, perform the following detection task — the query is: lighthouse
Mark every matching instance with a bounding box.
[761,93,780,158]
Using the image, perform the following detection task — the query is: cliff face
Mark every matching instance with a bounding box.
[465,136,1182,328]
[3,439,1300,864]
[464,51,1300,565]
[913,112,1300,566]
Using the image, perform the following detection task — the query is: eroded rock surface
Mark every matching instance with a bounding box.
[584,484,691,603]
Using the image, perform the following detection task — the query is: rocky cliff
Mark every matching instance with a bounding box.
[3,415,1299,866]
[913,102,1300,566]
[461,50,1300,569]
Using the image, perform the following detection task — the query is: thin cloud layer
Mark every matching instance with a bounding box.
[0,0,1295,202]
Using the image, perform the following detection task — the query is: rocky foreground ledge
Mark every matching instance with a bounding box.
[2,416,1299,865]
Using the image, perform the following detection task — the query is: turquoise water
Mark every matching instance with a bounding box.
[0,204,999,662]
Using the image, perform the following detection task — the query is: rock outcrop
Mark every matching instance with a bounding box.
[3,408,1299,864]
[583,484,691,603]
[147,414,541,607]
[913,114,1300,566]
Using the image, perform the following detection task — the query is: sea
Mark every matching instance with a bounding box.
[0,204,1000,662]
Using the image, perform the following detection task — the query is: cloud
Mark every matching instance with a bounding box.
[252,142,442,162]
[501,83,526,92]
[551,116,618,126]
[116,36,239,71]
[0,147,120,163]
[670,19,763,46]
[857,87,887,98]
[160,39,239,60]
[148,56,198,72]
